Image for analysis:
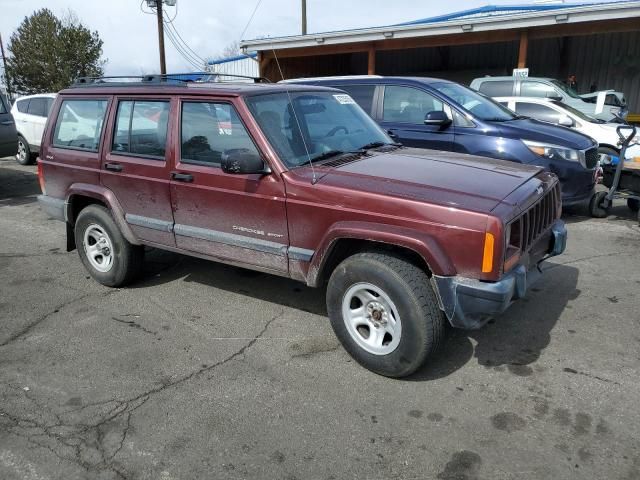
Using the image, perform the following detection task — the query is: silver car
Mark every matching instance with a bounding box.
[470,76,626,122]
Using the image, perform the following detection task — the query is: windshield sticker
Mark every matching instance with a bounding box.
[333,94,356,105]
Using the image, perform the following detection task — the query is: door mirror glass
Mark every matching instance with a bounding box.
[424,110,452,127]
[545,92,563,101]
[558,115,574,127]
[221,148,270,175]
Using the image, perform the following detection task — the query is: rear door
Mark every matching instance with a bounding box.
[169,97,289,274]
[0,94,18,158]
[101,96,176,246]
[378,85,453,151]
[25,97,48,147]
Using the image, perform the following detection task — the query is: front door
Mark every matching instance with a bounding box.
[169,98,289,274]
[101,97,176,246]
[378,85,453,151]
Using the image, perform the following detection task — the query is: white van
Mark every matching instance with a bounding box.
[11,93,56,164]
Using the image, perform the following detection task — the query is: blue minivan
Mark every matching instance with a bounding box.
[286,76,598,208]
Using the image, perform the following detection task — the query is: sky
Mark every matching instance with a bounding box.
[0,0,599,76]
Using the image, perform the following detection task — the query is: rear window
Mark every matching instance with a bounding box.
[112,100,170,159]
[336,85,376,115]
[478,80,514,97]
[52,99,108,152]
[16,98,29,113]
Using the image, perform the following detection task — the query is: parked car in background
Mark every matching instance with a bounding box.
[580,90,626,109]
[470,76,626,122]
[37,78,567,377]
[494,96,640,158]
[0,92,18,159]
[286,76,598,208]
[11,93,56,164]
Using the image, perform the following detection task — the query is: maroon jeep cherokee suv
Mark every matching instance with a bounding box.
[37,79,567,377]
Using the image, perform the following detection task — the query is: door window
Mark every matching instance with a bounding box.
[515,102,563,124]
[521,81,558,98]
[478,80,514,97]
[27,97,47,117]
[112,100,170,159]
[383,86,444,124]
[181,101,259,167]
[336,85,376,115]
[52,99,108,151]
[0,96,6,114]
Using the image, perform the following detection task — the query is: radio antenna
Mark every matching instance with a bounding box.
[271,45,317,185]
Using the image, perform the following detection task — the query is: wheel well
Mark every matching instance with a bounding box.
[67,195,107,225]
[317,239,432,285]
[598,144,619,153]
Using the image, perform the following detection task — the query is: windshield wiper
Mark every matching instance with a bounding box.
[359,141,401,150]
[309,150,361,163]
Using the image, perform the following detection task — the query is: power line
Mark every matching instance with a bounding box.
[164,27,203,69]
[164,20,205,64]
[240,0,264,41]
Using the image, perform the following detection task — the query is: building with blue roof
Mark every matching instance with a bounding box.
[242,1,640,114]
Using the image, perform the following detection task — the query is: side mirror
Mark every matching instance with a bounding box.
[558,116,574,127]
[221,149,270,175]
[545,92,562,101]
[424,111,452,128]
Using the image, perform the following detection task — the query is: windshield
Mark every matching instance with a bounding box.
[431,82,517,122]
[550,100,600,123]
[550,80,581,99]
[245,91,392,168]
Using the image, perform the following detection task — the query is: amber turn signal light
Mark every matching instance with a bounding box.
[482,232,494,273]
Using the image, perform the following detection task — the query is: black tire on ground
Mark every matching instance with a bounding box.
[74,205,144,287]
[326,251,445,378]
[627,198,640,212]
[589,191,609,218]
[15,136,34,165]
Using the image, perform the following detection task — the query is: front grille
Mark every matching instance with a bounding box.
[584,147,599,169]
[510,182,560,253]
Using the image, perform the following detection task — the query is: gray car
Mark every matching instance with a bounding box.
[470,76,626,122]
[0,92,18,158]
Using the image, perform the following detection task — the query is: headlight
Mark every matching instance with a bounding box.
[523,140,581,162]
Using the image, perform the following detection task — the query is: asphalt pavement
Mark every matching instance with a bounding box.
[1,156,639,480]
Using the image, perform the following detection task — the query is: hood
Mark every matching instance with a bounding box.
[497,118,596,150]
[314,148,543,213]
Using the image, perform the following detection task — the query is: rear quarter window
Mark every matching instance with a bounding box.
[16,99,29,113]
[52,99,109,152]
[478,80,514,97]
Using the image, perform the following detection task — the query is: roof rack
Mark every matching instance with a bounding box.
[73,73,270,87]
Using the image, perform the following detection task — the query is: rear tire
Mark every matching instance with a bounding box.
[15,136,34,165]
[589,191,609,218]
[326,251,445,377]
[75,205,144,287]
[627,198,640,212]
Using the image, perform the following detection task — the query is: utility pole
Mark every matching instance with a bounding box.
[301,0,307,35]
[0,33,11,99]
[155,1,167,74]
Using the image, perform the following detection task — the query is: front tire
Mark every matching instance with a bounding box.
[75,205,144,287]
[16,136,34,165]
[326,251,445,377]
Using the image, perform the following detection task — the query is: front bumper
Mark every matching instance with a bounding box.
[432,220,567,330]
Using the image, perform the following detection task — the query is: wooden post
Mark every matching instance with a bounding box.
[517,30,528,68]
[367,45,376,75]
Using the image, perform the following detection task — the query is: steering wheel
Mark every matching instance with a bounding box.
[325,126,349,137]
